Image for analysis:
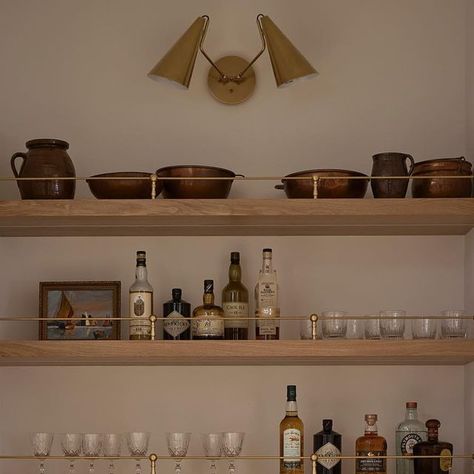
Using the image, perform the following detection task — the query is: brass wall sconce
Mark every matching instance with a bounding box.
[148,15,318,105]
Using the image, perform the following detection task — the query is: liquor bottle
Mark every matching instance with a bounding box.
[396,402,427,474]
[255,248,280,340]
[355,414,387,474]
[223,252,249,340]
[129,251,154,340]
[192,280,224,340]
[163,288,191,340]
[413,420,453,474]
[313,419,342,474]
[280,385,304,474]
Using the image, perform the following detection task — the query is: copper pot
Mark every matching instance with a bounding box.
[275,169,369,198]
[156,165,241,199]
[87,172,158,199]
[411,157,472,198]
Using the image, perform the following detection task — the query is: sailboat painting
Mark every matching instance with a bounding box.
[39,281,121,340]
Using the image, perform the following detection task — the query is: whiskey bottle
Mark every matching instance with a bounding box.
[255,248,280,340]
[396,402,427,474]
[192,280,224,340]
[314,419,342,474]
[355,414,387,474]
[413,420,453,474]
[280,385,304,474]
[129,251,153,340]
[163,288,191,340]
[223,252,249,340]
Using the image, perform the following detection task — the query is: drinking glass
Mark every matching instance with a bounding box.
[364,316,380,339]
[321,311,347,339]
[166,432,191,474]
[202,433,223,474]
[31,432,54,474]
[127,432,150,474]
[222,432,245,474]
[83,433,103,474]
[380,310,406,339]
[346,319,364,339]
[411,318,437,339]
[441,310,468,338]
[60,433,83,474]
[103,433,122,474]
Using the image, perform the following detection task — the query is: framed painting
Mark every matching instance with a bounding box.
[39,281,121,340]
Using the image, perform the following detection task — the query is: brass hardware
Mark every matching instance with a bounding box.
[151,174,158,199]
[312,176,319,199]
[149,453,158,474]
[149,315,157,341]
[310,314,318,340]
[311,454,318,474]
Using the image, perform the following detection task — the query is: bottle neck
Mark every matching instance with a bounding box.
[203,292,214,305]
[229,263,242,282]
[427,430,439,442]
[364,422,378,436]
[286,400,298,415]
[135,265,148,281]
[405,407,418,421]
[262,256,273,273]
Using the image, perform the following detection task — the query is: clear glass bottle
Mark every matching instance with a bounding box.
[223,252,249,340]
[163,288,191,340]
[314,419,342,474]
[129,251,153,340]
[280,385,304,474]
[255,248,280,340]
[355,414,387,474]
[396,402,427,474]
[192,280,224,340]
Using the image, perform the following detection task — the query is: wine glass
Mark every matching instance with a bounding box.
[103,433,122,474]
[166,432,191,474]
[82,433,103,474]
[60,433,83,474]
[202,433,223,474]
[127,432,150,474]
[31,432,54,474]
[222,432,245,474]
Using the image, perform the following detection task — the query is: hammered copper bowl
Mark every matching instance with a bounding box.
[87,172,158,199]
[156,165,240,199]
[276,169,369,198]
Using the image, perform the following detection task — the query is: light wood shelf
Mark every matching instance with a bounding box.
[0,198,472,236]
[0,340,472,366]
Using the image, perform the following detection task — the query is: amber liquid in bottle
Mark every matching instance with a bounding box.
[192,280,224,340]
[355,414,387,474]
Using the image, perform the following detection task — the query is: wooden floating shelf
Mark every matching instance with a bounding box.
[0,198,472,236]
[0,340,472,366]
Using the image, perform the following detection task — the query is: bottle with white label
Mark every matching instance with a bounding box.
[192,280,224,340]
[129,250,153,340]
[255,248,280,340]
[163,288,191,340]
[223,252,249,340]
[314,420,342,474]
[280,385,304,474]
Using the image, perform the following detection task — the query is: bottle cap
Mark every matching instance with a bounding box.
[287,385,297,401]
[136,250,146,257]
[406,401,417,409]
[136,251,146,265]
[263,248,272,253]
[365,414,377,424]
[231,252,240,264]
[204,280,214,293]
[323,419,333,432]
[426,419,440,439]
[172,288,182,300]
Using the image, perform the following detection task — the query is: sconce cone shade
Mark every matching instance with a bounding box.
[260,16,318,87]
[148,16,206,88]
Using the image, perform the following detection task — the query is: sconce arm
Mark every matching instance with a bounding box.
[237,14,267,79]
[199,15,227,80]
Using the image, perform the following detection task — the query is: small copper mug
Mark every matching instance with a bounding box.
[371,152,415,198]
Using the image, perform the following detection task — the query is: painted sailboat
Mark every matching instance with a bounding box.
[56,291,75,330]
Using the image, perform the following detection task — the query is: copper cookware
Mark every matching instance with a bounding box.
[275,169,369,198]
[87,172,158,199]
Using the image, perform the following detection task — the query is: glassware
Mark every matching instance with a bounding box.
[411,318,437,339]
[379,310,406,339]
[166,432,191,474]
[127,432,150,474]
[222,432,245,474]
[82,433,103,474]
[440,310,467,338]
[300,318,320,340]
[31,432,54,474]
[322,311,347,339]
[346,319,364,339]
[103,433,122,474]
[364,317,380,339]
[202,433,223,474]
[60,433,83,474]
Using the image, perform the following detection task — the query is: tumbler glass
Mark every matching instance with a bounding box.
[440,310,468,338]
[364,317,380,340]
[322,311,347,339]
[411,318,437,339]
[380,310,406,339]
[346,319,364,339]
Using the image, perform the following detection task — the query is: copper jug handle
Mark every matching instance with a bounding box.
[405,154,415,175]
[10,152,27,178]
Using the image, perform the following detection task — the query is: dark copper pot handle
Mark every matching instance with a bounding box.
[275,184,285,190]
[405,154,415,175]
[10,152,27,178]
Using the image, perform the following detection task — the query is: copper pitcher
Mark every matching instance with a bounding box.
[371,152,414,198]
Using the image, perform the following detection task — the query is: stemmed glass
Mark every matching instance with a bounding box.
[31,432,54,474]
[222,432,245,474]
[103,433,122,474]
[60,433,83,474]
[202,433,223,474]
[82,433,103,474]
[166,432,191,474]
[127,432,150,474]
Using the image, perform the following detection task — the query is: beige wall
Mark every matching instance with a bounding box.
[468,0,474,159]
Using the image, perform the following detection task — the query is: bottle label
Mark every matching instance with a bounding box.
[257,280,278,307]
[316,442,341,470]
[256,307,280,335]
[400,433,423,455]
[223,302,249,329]
[283,429,302,467]
[192,316,224,338]
[356,451,386,472]
[129,291,152,337]
[164,311,189,338]
[439,449,452,472]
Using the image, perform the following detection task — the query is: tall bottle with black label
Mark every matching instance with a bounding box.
[314,419,342,474]
[192,280,224,340]
[129,251,153,340]
[355,414,387,474]
[163,289,191,340]
[223,252,249,340]
[280,385,304,474]
[396,402,427,474]
[255,248,280,340]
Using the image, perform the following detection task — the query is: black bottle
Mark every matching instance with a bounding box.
[163,288,191,340]
[313,419,342,474]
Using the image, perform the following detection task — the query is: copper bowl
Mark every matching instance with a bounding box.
[156,165,241,199]
[276,169,369,198]
[87,172,158,199]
